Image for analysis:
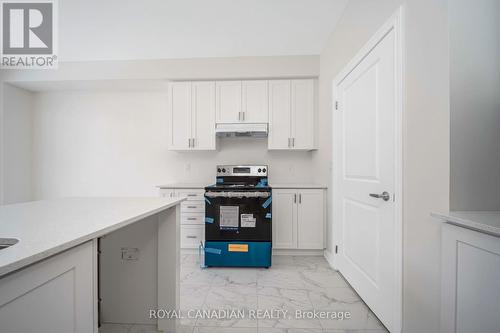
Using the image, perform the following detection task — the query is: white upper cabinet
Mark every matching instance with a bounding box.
[192,81,216,150]
[268,80,292,149]
[216,80,269,123]
[242,80,269,123]
[169,82,192,150]
[291,79,315,150]
[168,81,215,151]
[268,79,316,150]
[216,81,242,123]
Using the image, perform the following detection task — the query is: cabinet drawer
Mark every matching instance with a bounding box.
[181,213,205,225]
[181,201,205,213]
[176,189,206,201]
[180,225,205,249]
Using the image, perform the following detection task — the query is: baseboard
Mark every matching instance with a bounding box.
[272,249,324,256]
[183,248,327,256]
[323,249,337,271]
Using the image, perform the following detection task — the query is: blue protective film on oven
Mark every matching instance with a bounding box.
[205,197,211,205]
[256,178,268,188]
[265,213,272,219]
[262,196,272,209]
[205,217,214,224]
[204,247,222,255]
[217,178,224,184]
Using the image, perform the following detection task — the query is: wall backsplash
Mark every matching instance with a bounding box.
[32,91,315,199]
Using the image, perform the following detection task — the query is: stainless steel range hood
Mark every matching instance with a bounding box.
[215,123,268,138]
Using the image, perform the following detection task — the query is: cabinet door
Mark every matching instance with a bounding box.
[297,189,324,249]
[192,81,216,150]
[169,82,192,150]
[291,79,315,150]
[242,80,268,123]
[441,223,500,333]
[268,80,292,150]
[0,241,96,333]
[272,189,297,249]
[216,81,242,123]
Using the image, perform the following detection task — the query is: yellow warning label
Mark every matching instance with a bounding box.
[228,244,249,252]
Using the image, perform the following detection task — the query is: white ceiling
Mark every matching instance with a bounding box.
[59,0,349,62]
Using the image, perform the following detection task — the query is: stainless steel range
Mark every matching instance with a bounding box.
[204,165,272,268]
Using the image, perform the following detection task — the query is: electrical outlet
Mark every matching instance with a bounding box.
[121,247,139,261]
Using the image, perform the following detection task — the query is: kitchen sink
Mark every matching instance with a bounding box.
[0,238,19,250]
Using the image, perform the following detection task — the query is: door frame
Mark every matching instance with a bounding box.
[330,7,404,333]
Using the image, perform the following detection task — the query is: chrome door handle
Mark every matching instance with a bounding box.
[369,191,391,201]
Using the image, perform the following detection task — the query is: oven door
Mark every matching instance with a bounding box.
[204,191,272,242]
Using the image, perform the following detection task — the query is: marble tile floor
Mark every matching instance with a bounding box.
[100,255,388,333]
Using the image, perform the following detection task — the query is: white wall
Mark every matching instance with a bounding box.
[1,84,34,204]
[450,0,500,210]
[32,90,315,199]
[314,1,449,332]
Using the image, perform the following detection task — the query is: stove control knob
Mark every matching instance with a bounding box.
[217,168,221,173]
[258,168,262,173]
[222,168,226,173]
[262,168,266,173]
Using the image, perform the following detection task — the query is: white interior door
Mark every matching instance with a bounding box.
[333,27,399,332]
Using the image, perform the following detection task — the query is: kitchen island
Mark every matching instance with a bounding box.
[0,197,184,333]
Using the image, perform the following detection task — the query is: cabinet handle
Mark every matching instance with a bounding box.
[187,206,197,209]
[288,138,291,148]
[186,235,197,239]
[242,112,245,121]
[299,193,302,204]
[192,138,195,147]
[292,138,295,147]
[187,194,197,197]
[294,194,297,203]
[187,217,197,220]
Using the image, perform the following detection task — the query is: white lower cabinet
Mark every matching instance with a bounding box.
[273,188,325,250]
[0,241,97,333]
[160,187,205,249]
[441,223,500,333]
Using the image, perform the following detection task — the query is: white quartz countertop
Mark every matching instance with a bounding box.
[157,183,211,189]
[158,183,327,189]
[432,211,500,237]
[0,197,184,277]
[269,183,327,189]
